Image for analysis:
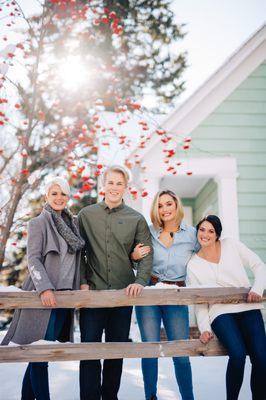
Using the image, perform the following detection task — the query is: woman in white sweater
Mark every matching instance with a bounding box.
[187,215,266,400]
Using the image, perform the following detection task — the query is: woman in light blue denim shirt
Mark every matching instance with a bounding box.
[132,190,198,400]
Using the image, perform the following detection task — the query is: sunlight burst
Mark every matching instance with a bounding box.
[58,56,89,90]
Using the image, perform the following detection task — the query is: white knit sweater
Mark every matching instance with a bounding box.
[187,238,266,333]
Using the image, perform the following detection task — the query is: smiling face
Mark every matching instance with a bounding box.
[197,220,218,248]
[46,184,69,212]
[158,194,178,224]
[104,171,127,208]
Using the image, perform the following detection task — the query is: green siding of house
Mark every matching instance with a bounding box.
[182,198,195,208]
[182,180,218,226]
[193,180,218,225]
[189,61,266,262]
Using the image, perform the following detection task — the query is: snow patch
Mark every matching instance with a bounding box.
[0,285,23,292]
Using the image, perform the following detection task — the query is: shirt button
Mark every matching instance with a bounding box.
[108,254,110,258]
[108,284,111,288]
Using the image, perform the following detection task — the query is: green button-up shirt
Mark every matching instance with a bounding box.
[78,200,153,290]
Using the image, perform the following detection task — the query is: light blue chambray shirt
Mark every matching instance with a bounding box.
[150,222,199,282]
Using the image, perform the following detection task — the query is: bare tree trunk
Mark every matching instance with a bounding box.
[0,6,48,266]
[0,180,27,265]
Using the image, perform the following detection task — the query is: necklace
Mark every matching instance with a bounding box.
[163,226,181,238]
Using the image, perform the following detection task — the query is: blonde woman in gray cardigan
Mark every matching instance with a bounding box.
[187,215,266,400]
[2,177,84,400]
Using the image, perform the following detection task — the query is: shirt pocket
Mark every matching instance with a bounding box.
[115,222,135,249]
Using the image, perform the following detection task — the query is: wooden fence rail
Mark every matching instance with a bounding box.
[0,287,265,363]
[1,287,265,309]
[0,339,227,363]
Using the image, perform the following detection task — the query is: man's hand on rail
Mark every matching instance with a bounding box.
[200,331,214,344]
[125,283,144,297]
[247,291,262,303]
[80,284,90,290]
[40,289,56,307]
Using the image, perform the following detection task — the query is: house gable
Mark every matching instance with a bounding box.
[190,61,266,261]
[132,24,266,161]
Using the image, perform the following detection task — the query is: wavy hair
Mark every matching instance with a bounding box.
[150,190,184,229]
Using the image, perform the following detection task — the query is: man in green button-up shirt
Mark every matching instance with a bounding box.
[79,165,152,400]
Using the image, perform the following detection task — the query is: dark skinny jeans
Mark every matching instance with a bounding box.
[211,310,266,400]
[21,308,69,400]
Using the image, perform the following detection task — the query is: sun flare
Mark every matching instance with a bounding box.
[58,55,89,90]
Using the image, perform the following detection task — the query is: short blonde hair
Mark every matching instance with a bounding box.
[150,190,184,229]
[45,177,70,196]
[103,165,130,185]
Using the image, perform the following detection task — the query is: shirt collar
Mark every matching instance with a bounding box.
[180,222,187,231]
[99,199,125,212]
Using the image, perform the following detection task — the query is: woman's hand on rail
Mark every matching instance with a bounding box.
[247,290,262,302]
[40,289,56,307]
[80,284,90,290]
[200,331,214,344]
[131,243,151,261]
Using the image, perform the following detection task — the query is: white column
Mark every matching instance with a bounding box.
[126,167,160,221]
[215,173,239,239]
[140,176,160,223]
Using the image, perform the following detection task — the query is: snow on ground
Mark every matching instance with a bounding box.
[0,356,252,400]
[0,328,252,400]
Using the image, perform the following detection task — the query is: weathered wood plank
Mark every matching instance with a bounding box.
[0,339,227,363]
[0,288,265,309]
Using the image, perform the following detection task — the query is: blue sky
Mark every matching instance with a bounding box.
[171,0,266,101]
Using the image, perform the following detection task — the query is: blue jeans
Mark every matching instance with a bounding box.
[135,305,194,400]
[211,310,266,400]
[21,309,69,400]
[79,306,132,400]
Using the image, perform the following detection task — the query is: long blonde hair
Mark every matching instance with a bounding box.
[150,190,184,229]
